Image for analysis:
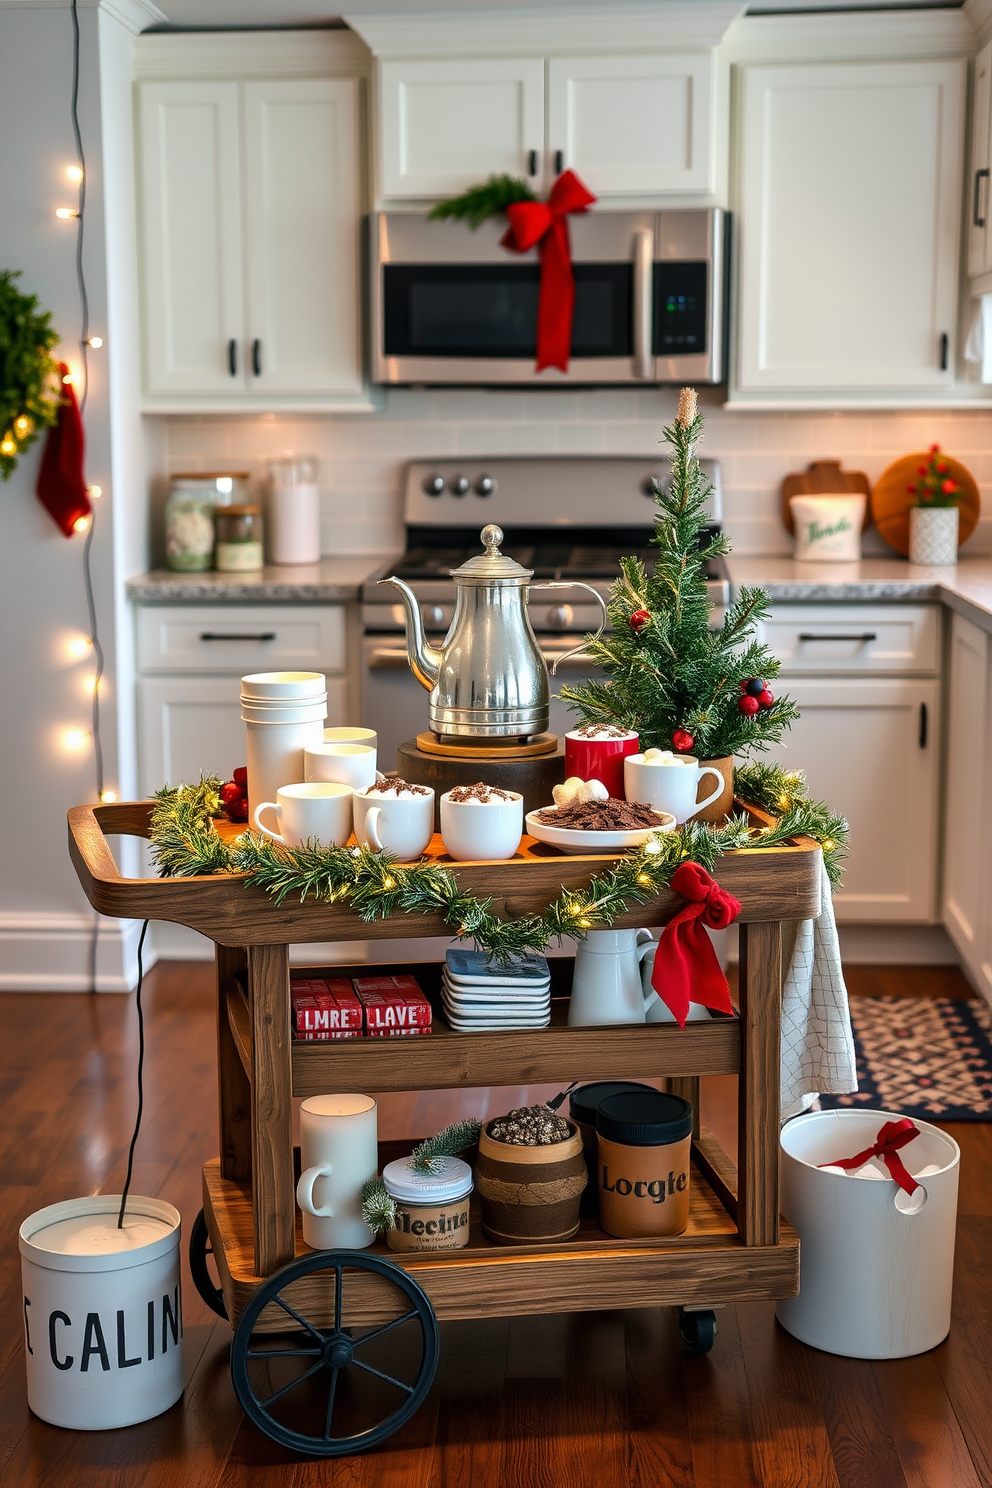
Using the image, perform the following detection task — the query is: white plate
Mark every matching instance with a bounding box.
[442,975,549,1002]
[445,1012,551,1031]
[524,807,677,854]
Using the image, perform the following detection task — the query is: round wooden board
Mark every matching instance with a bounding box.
[870,453,980,556]
[415,730,559,759]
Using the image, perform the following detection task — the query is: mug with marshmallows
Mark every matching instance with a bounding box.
[353,779,435,861]
[253,782,354,847]
[624,749,724,825]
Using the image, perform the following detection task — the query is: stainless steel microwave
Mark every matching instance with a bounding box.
[369,207,729,387]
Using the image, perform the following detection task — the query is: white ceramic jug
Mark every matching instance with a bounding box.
[568,928,657,1027]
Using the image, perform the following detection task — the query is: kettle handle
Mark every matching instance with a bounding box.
[533,583,608,675]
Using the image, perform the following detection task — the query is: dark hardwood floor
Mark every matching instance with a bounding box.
[1,961,989,1488]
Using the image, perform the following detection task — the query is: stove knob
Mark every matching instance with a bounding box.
[449,474,470,496]
[424,604,446,627]
[546,603,573,630]
[641,475,664,498]
[422,474,445,497]
[475,474,496,497]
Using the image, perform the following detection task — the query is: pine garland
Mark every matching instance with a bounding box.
[0,270,61,481]
[361,1177,396,1236]
[428,173,537,230]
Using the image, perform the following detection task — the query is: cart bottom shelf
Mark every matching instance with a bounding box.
[202,1149,799,1330]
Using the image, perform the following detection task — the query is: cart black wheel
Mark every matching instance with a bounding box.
[189,1209,227,1319]
[678,1307,716,1355]
[230,1250,439,1458]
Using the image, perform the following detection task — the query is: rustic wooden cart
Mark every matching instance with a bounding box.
[68,800,819,1457]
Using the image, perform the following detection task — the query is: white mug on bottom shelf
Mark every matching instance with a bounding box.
[624,753,724,825]
[568,928,658,1026]
[297,1094,378,1250]
[353,784,435,860]
[252,782,354,848]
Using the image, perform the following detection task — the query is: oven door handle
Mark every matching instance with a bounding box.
[367,646,415,670]
[532,582,607,674]
[632,228,654,380]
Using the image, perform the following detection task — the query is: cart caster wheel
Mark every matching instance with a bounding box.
[230,1250,439,1457]
[189,1209,227,1319]
[678,1308,716,1355]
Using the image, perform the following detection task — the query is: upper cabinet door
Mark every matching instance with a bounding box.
[243,79,362,397]
[378,58,544,198]
[736,60,964,394]
[967,40,992,279]
[138,81,245,396]
[547,54,713,196]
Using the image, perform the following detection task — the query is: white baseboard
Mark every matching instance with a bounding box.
[0,913,148,992]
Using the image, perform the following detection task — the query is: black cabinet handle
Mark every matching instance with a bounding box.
[199,632,277,642]
[798,632,877,643]
[939,332,949,371]
[252,338,262,376]
[227,338,237,376]
[527,149,538,176]
[974,167,989,227]
[554,149,564,175]
[919,701,928,748]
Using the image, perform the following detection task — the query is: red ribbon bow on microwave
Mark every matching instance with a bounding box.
[500,169,597,373]
[819,1117,921,1195]
[650,862,741,1028]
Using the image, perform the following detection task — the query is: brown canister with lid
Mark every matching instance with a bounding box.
[475,1119,587,1244]
[596,1091,693,1239]
[569,1081,661,1212]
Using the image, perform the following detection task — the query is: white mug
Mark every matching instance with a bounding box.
[353,785,435,861]
[296,1094,378,1250]
[439,789,523,862]
[568,928,658,1027]
[305,742,378,792]
[324,726,377,749]
[624,753,724,825]
[253,782,354,848]
[639,942,713,1023]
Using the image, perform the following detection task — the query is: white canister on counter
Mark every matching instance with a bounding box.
[790,493,866,562]
[266,456,321,566]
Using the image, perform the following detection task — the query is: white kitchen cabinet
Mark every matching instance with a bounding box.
[766,676,940,923]
[967,40,992,280]
[138,77,362,408]
[377,52,714,201]
[942,614,992,997]
[735,59,964,396]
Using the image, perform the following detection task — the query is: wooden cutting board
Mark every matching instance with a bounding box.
[870,453,981,557]
[781,460,872,534]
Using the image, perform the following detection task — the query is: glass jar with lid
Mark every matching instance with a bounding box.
[164,481,216,572]
[214,505,264,572]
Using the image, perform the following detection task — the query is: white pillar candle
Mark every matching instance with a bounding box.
[297,1094,378,1250]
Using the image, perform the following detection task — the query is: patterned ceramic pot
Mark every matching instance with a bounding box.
[909,506,958,566]
[475,1121,587,1244]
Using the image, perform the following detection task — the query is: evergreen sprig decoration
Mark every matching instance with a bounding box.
[0,270,61,480]
[428,173,538,229]
[733,761,848,889]
[361,1177,396,1237]
[410,1120,482,1173]
[559,389,800,761]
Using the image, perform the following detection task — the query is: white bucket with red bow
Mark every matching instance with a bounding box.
[776,1108,960,1358]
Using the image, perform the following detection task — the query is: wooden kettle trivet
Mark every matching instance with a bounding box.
[781,460,872,534]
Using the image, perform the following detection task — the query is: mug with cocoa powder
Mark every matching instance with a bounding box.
[439,782,523,862]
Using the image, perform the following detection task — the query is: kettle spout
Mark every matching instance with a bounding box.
[378,577,445,691]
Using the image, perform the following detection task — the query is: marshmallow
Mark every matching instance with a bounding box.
[577,778,609,802]
[552,776,585,808]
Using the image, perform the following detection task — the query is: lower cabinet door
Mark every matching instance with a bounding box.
[764,676,939,923]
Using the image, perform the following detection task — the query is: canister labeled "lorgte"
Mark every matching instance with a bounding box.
[595,1091,693,1239]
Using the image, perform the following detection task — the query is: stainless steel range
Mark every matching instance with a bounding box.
[361,456,727,769]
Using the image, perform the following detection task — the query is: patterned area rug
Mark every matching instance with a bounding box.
[819,996,992,1121]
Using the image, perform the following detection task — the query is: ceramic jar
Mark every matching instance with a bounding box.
[382,1156,474,1252]
[909,506,958,566]
[475,1120,587,1244]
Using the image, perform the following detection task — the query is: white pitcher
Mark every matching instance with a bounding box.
[568,928,657,1027]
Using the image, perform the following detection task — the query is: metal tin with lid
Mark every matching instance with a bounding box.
[382,1156,474,1252]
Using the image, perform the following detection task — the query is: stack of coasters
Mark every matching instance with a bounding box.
[442,949,551,1031]
[291,979,363,1040]
[353,974,433,1037]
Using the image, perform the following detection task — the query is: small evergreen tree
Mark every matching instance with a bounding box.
[559,389,799,760]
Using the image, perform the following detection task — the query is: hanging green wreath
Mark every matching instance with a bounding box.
[0,270,61,481]
[146,764,847,962]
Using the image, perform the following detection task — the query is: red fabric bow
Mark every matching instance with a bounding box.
[500,169,596,372]
[819,1117,921,1195]
[650,861,741,1028]
[36,362,90,537]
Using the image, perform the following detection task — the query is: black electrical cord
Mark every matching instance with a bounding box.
[117,920,148,1228]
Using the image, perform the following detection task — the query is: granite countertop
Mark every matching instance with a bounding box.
[727,556,992,636]
[126,554,391,603]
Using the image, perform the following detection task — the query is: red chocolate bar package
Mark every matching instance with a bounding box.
[352,974,432,1037]
[291,978,363,1040]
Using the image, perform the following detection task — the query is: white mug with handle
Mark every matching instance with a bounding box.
[252,782,354,848]
[353,785,435,860]
[639,941,713,1023]
[624,753,725,825]
[297,1094,379,1250]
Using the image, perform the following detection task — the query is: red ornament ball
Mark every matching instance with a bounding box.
[757,688,775,709]
[739,694,760,717]
[220,780,243,805]
[629,608,651,632]
[233,766,247,788]
[672,728,695,753]
[226,798,249,823]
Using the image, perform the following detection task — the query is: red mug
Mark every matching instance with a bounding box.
[564,728,640,798]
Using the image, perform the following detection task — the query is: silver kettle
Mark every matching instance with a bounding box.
[380,524,606,740]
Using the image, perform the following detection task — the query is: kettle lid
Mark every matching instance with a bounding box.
[451,525,532,581]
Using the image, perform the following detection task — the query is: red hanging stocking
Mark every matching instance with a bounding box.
[36,362,90,537]
[650,861,741,1028]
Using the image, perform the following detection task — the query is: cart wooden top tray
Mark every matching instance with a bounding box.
[68,800,822,946]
